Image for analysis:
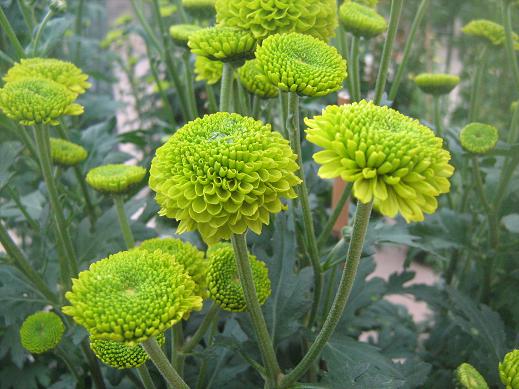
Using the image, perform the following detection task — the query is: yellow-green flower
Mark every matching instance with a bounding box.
[50,137,88,167]
[215,0,337,42]
[339,1,387,38]
[414,73,460,96]
[206,243,270,312]
[160,4,177,17]
[459,123,499,154]
[63,249,202,346]
[182,0,215,15]
[4,58,91,95]
[455,363,489,389]
[101,29,125,49]
[0,79,84,126]
[306,101,454,222]
[20,312,64,354]
[194,55,223,85]
[463,19,519,49]
[169,24,202,47]
[237,60,279,99]
[189,26,256,63]
[86,164,147,194]
[500,350,519,389]
[255,32,346,97]
[149,112,301,244]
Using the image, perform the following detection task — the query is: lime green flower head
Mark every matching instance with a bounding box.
[255,32,347,97]
[188,26,256,63]
[90,333,165,369]
[460,123,499,154]
[63,249,203,346]
[160,4,177,17]
[169,24,202,47]
[215,0,337,42]
[194,55,223,85]
[206,243,270,312]
[463,20,519,49]
[414,73,460,96]
[139,237,208,297]
[4,58,91,95]
[306,101,454,223]
[455,363,489,389]
[182,0,215,15]
[237,60,279,99]
[500,350,519,389]
[86,164,147,194]
[149,112,301,244]
[0,79,84,126]
[339,1,387,38]
[20,312,65,354]
[101,29,125,49]
[50,137,88,167]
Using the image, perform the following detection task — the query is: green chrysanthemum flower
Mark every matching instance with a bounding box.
[149,112,301,244]
[206,243,270,312]
[306,101,454,222]
[463,19,519,49]
[4,58,91,95]
[339,1,387,38]
[20,312,65,354]
[414,73,460,96]
[90,332,166,369]
[455,363,489,389]
[139,238,208,297]
[500,350,519,389]
[50,137,88,167]
[160,4,177,17]
[169,24,202,47]
[459,123,499,154]
[188,26,256,63]
[63,249,202,346]
[86,164,147,194]
[215,0,337,42]
[194,55,223,85]
[182,0,215,15]
[255,32,346,97]
[237,60,279,99]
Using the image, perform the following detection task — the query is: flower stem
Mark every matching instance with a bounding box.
[502,0,519,90]
[182,303,219,353]
[17,0,35,35]
[73,165,97,227]
[137,365,157,389]
[317,184,352,248]
[142,336,189,389]
[182,50,199,119]
[74,0,85,62]
[0,5,25,59]
[206,84,218,114]
[468,47,487,123]
[280,201,373,389]
[373,0,404,105]
[80,340,107,389]
[220,63,234,112]
[433,95,443,137]
[172,323,184,376]
[278,92,289,138]
[56,347,86,389]
[231,233,281,388]
[31,9,53,56]
[350,35,361,102]
[113,194,135,249]
[252,95,261,118]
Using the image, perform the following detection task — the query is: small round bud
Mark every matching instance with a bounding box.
[414,73,460,95]
[20,312,64,354]
[50,137,88,167]
[460,123,499,154]
[339,1,387,38]
[189,27,256,63]
[86,164,147,194]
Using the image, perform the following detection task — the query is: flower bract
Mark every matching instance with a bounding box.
[237,60,279,99]
[460,123,499,154]
[50,137,88,167]
[188,27,256,63]
[20,312,65,354]
[500,350,519,389]
[86,164,147,194]
[194,55,223,85]
[339,1,387,38]
[414,73,460,96]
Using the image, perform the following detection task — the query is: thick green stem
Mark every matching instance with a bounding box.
[317,184,352,248]
[113,195,135,249]
[80,341,107,389]
[6,185,39,232]
[252,95,261,118]
[0,5,25,59]
[73,166,97,227]
[172,323,184,377]
[388,0,429,101]
[350,36,361,102]
[469,47,487,123]
[280,201,373,388]
[206,84,218,114]
[182,51,199,119]
[182,303,219,353]
[74,0,85,62]
[472,156,491,215]
[502,1,519,90]
[17,0,34,34]
[278,92,289,138]
[137,365,157,389]
[433,96,443,137]
[231,234,281,388]
[220,63,234,112]
[31,9,53,55]
[373,0,404,105]
[142,336,189,389]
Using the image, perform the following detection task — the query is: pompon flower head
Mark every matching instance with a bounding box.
[149,112,301,244]
[255,32,347,97]
[139,237,208,297]
[4,58,91,95]
[182,0,215,15]
[500,350,519,389]
[206,243,271,312]
[86,164,147,194]
[215,0,337,42]
[463,19,519,50]
[414,73,460,96]
[0,79,84,126]
[20,312,65,354]
[169,24,202,47]
[50,138,88,167]
[460,123,499,154]
[237,60,279,99]
[306,101,454,222]
[63,249,203,346]
[188,27,256,63]
[90,333,166,369]
[194,55,223,85]
[455,363,489,389]
[339,1,387,38]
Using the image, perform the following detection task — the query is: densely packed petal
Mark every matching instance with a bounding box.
[414,73,460,96]
[237,60,279,99]
[463,19,519,49]
[500,350,519,389]
[20,312,64,354]
[189,26,256,63]
[86,164,147,194]
[50,137,88,167]
[339,1,387,38]
[460,123,499,154]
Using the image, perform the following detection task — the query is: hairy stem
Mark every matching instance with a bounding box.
[0,5,25,59]
[502,1,519,90]
[31,9,53,55]
[182,303,219,353]
[317,184,352,248]
[468,47,487,123]
[433,95,443,137]
[137,365,157,389]
[113,194,135,249]
[350,35,361,102]
[220,63,234,112]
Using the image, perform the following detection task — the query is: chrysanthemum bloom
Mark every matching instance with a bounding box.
[50,137,88,167]
[90,333,166,369]
[63,249,203,345]
[182,0,215,15]
[194,55,223,85]
[339,1,387,38]
[4,58,91,95]
[206,243,270,312]
[149,112,301,244]
[500,350,519,389]
[460,123,499,154]
[86,164,147,194]
[0,79,84,126]
[215,0,337,42]
[463,20,519,49]
[139,237,208,297]
[188,27,256,63]
[455,363,489,389]
[237,60,279,99]
[414,73,460,96]
[169,24,202,47]
[255,32,346,97]
[19,312,65,354]
[306,101,454,222]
